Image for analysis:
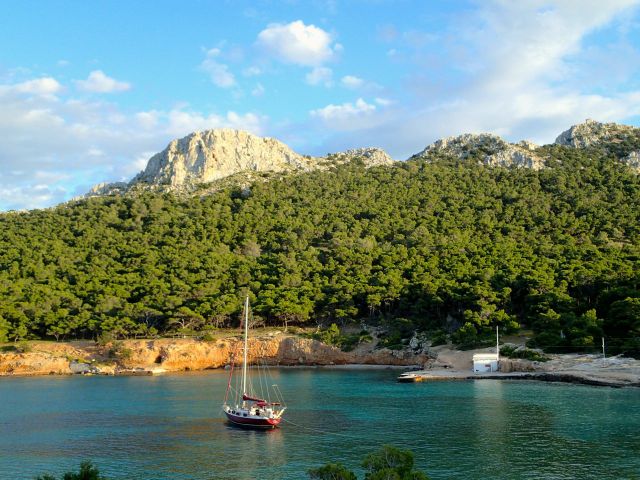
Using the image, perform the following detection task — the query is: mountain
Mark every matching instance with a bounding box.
[89,129,394,197]
[87,120,640,199]
[410,133,544,169]
[2,122,639,357]
[554,118,640,148]
[554,119,640,170]
[411,119,640,172]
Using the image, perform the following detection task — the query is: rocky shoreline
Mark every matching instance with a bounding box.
[1,336,638,388]
[404,369,640,388]
[0,334,428,377]
[416,346,640,388]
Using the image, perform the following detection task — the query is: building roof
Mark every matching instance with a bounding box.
[472,353,499,361]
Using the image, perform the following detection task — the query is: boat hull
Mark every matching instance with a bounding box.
[397,373,424,383]
[225,411,281,428]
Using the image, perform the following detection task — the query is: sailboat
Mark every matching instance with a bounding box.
[223,296,286,428]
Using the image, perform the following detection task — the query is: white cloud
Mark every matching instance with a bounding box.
[251,83,265,96]
[341,75,364,89]
[75,70,131,93]
[0,75,268,210]
[12,77,63,95]
[135,111,160,130]
[199,49,236,88]
[306,67,333,87]
[126,151,157,177]
[164,109,266,137]
[243,66,263,77]
[311,1,640,158]
[256,20,337,66]
[0,184,67,211]
[310,98,376,121]
[375,97,392,106]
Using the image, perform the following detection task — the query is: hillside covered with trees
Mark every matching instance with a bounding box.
[0,145,639,356]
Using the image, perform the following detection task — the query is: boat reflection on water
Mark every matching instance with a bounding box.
[219,418,287,475]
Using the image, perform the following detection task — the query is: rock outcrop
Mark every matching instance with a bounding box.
[86,181,128,196]
[88,130,396,197]
[0,335,428,376]
[623,151,640,170]
[86,120,640,199]
[131,129,316,190]
[0,342,87,375]
[411,133,544,169]
[328,147,395,168]
[554,118,639,148]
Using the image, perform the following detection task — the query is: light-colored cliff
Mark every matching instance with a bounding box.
[131,129,317,190]
[88,130,396,197]
[411,133,545,169]
[554,118,639,148]
[0,335,429,376]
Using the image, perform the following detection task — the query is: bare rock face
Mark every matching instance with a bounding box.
[0,336,429,376]
[329,147,395,168]
[554,118,638,148]
[623,151,640,170]
[131,129,317,190]
[86,130,395,197]
[87,181,128,196]
[119,335,427,371]
[412,133,544,169]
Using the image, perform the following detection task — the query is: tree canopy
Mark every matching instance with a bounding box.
[1,146,638,355]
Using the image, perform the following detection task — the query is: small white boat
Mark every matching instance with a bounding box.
[397,372,424,383]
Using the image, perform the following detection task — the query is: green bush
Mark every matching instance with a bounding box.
[500,344,548,362]
[429,330,448,347]
[35,461,106,480]
[312,324,372,352]
[308,445,430,480]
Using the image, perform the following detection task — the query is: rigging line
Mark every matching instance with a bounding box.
[280,418,436,454]
[280,418,357,439]
[265,358,281,404]
[262,358,274,404]
[259,358,265,400]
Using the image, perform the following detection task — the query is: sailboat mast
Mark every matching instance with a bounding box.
[242,295,249,396]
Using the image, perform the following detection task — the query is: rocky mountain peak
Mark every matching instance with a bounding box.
[85,120,640,200]
[328,147,394,167]
[131,129,317,189]
[87,130,395,198]
[411,132,544,169]
[554,119,639,148]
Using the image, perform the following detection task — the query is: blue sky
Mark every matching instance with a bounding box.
[1,0,639,210]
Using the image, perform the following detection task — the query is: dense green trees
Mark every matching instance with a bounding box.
[35,461,105,480]
[1,146,639,355]
[308,445,429,479]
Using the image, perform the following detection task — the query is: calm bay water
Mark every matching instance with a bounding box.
[0,369,639,480]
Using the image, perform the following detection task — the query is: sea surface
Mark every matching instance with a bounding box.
[1,368,639,480]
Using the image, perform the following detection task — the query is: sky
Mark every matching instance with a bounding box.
[1,0,640,211]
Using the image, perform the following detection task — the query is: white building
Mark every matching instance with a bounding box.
[472,353,499,373]
[472,327,500,373]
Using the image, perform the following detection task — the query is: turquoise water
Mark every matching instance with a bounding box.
[1,369,639,479]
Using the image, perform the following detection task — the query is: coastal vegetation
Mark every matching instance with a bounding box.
[35,461,105,480]
[308,445,429,479]
[1,146,639,356]
[33,447,428,480]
